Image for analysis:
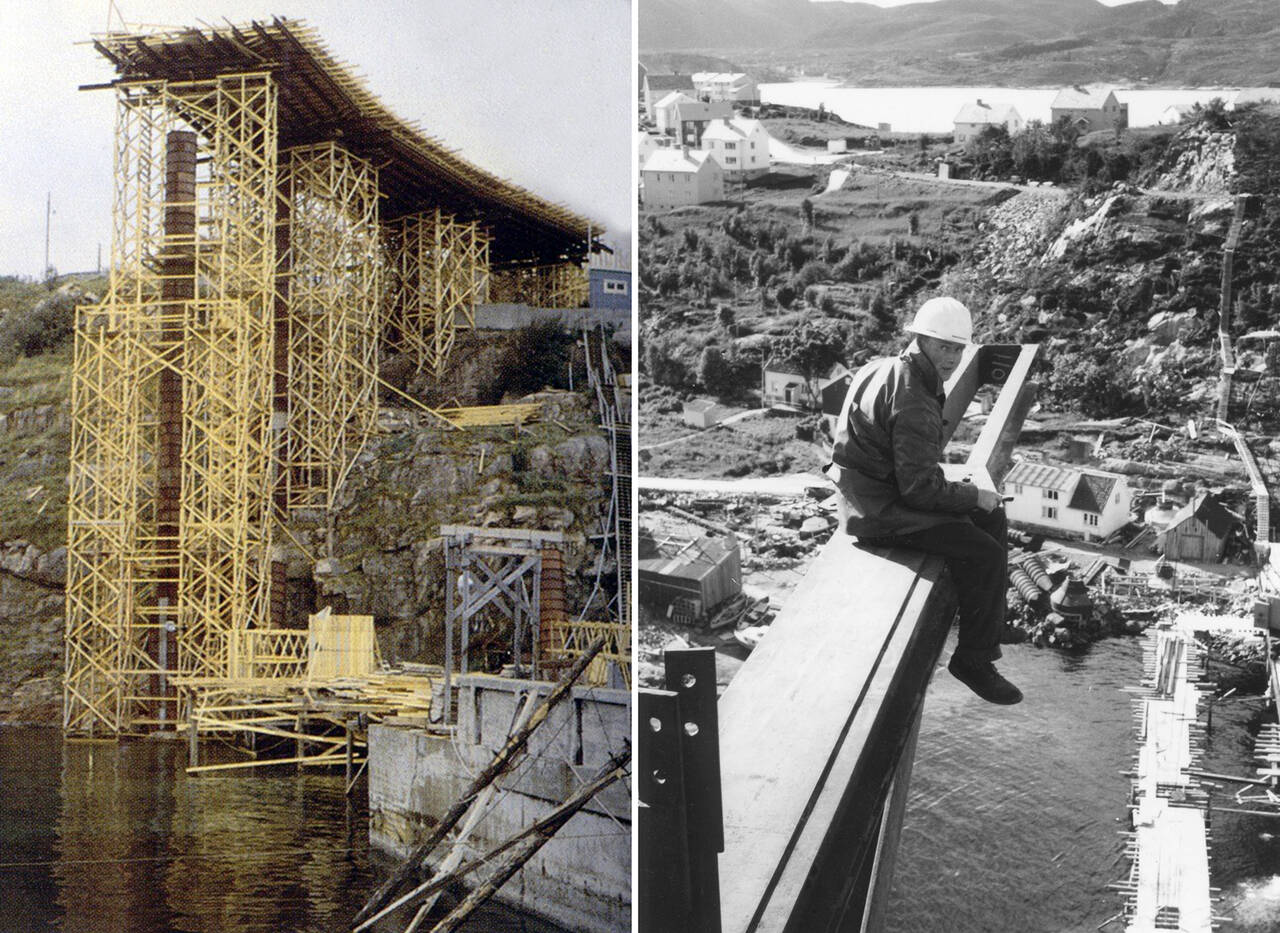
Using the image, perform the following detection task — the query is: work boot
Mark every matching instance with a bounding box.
[947,656,1023,705]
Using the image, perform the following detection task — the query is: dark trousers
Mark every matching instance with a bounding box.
[862,508,1008,664]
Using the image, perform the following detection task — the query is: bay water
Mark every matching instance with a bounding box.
[760,82,1246,133]
[0,727,566,933]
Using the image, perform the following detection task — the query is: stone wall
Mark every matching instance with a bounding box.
[368,676,630,933]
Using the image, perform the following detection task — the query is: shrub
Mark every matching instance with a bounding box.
[0,289,77,362]
[794,260,834,288]
[488,321,573,401]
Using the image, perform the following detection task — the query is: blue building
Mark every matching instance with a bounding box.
[588,267,631,310]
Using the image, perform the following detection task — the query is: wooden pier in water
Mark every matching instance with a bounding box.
[1116,626,1217,933]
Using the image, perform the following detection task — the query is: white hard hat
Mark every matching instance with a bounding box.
[906,296,973,344]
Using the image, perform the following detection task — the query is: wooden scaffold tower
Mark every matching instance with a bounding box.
[65,17,603,738]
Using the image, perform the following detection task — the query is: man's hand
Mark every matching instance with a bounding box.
[975,488,1002,512]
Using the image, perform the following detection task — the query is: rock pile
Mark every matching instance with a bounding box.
[973,190,1070,282]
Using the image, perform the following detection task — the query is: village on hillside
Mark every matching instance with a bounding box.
[637,41,1280,933]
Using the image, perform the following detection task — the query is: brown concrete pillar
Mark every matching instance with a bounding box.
[270,183,292,629]
[154,129,196,723]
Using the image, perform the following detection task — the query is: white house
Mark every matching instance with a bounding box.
[764,362,850,412]
[691,71,759,104]
[641,148,725,209]
[1050,85,1128,134]
[643,73,695,122]
[653,91,696,136]
[952,99,1024,144]
[700,117,771,178]
[1002,461,1133,541]
[672,97,734,148]
[683,398,730,428]
[637,131,665,177]
[1159,103,1195,125]
[1234,87,1280,108]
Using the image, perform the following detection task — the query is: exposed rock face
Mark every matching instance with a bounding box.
[1153,128,1235,194]
[0,542,64,724]
[301,392,611,666]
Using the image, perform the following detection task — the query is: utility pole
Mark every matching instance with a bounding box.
[44,192,51,277]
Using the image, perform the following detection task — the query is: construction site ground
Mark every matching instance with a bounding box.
[637,475,1260,693]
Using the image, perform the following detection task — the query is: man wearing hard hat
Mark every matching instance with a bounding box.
[827,296,1022,705]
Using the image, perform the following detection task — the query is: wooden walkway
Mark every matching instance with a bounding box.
[1119,626,1215,933]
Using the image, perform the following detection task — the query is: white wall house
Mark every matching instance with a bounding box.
[952,99,1024,144]
[1002,461,1133,541]
[643,73,695,122]
[691,71,759,104]
[700,117,771,178]
[637,131,665,178]
[672,97,734,148]
[653,91,696,136]
[1050,85,1128,134]
[641,148,725,209]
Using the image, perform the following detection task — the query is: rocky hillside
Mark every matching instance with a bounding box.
[0,318,621,725]
[639,102,1280,456]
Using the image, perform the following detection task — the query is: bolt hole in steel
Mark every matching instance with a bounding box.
[648,716,662,732]
[653,769,667,785]
[681,673,696,688]
[684,722,699,737]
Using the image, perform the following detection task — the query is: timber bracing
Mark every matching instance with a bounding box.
[489,262,588,309]
[277,142,381,514]
[66,75,280,735]
[69,20,602,736]
[384,209,490,377]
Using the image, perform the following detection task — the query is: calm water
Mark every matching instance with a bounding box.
[760,82,1246,133]
[888,636,1280,933]
[0,728,566,933]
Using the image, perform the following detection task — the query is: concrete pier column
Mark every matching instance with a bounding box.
[154,129,196,725]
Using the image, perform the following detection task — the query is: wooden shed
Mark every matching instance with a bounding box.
[1158,493,1246,562]
[638,529,741,621]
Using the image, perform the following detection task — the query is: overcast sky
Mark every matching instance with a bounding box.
[0,0,632,278]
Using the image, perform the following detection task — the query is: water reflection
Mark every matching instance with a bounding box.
[0,728,563,933]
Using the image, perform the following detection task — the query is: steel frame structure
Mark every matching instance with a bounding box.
[384,209,490,377]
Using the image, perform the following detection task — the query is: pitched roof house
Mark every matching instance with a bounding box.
[641,148,725,209]
[952,99,1024,143]
[700,116,771,178]
[1050,85,1128,134]
[1158,493,1247,562]
[1002,461,1133,541]
[643,73,695,121]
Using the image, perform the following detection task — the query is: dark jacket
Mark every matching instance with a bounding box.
[827,341,979,537]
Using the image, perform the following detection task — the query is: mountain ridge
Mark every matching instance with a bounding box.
[640,0,1280,86]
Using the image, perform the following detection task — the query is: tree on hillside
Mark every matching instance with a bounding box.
[965,125,1014,179]
[698,345,734,396]
[801,197,815,233]
[770,319,846,400]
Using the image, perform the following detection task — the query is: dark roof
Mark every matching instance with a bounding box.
[647,73,694,92]
[1068,472,1118,513]
[638,531,737,582]
[1167,493,1243,539]
[90,17,597,265]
